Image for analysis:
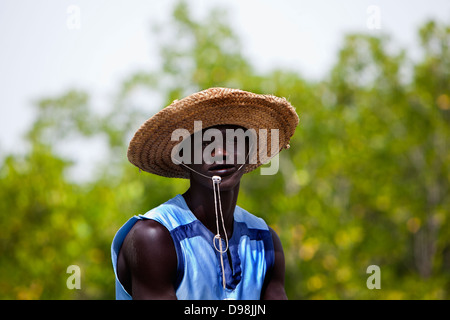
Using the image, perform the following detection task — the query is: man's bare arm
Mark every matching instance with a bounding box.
[261,227,288,300]
[119,219,178,300]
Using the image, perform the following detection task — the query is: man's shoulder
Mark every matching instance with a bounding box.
[234,205,270,231]
[121,218,177,274]
[127,219,171,243]
[140,194,194,231]
[119,215,178,299]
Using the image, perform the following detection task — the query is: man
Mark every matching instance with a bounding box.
[111,88,299,299]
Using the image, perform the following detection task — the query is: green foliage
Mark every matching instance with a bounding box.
[0,1,449,299]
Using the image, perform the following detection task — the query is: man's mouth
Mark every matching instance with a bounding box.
[208,163,237,176]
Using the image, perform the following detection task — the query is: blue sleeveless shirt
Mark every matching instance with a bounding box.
[111,194,274,300]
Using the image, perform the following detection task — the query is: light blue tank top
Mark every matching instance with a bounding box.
[111,194,274,300]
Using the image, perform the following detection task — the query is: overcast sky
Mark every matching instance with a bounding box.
[0,0,449,179]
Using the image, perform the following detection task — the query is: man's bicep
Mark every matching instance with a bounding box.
[124,219,178,300]
[262,227,288,300]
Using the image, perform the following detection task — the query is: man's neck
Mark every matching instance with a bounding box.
[182,181,239,239]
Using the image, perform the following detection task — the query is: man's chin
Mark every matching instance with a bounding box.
[213,171,244,190]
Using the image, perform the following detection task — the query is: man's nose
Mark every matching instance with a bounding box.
[212,146,229,162]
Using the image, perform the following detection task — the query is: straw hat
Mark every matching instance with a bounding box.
[127,87,299,178]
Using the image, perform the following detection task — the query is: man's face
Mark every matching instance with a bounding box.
[183,124,251,190]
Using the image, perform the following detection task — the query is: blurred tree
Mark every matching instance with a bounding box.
[0,0,448,299]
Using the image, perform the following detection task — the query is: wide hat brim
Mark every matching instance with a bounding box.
[127,87,299,178]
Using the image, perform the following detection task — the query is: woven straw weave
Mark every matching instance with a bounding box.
[127,87,299,178]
